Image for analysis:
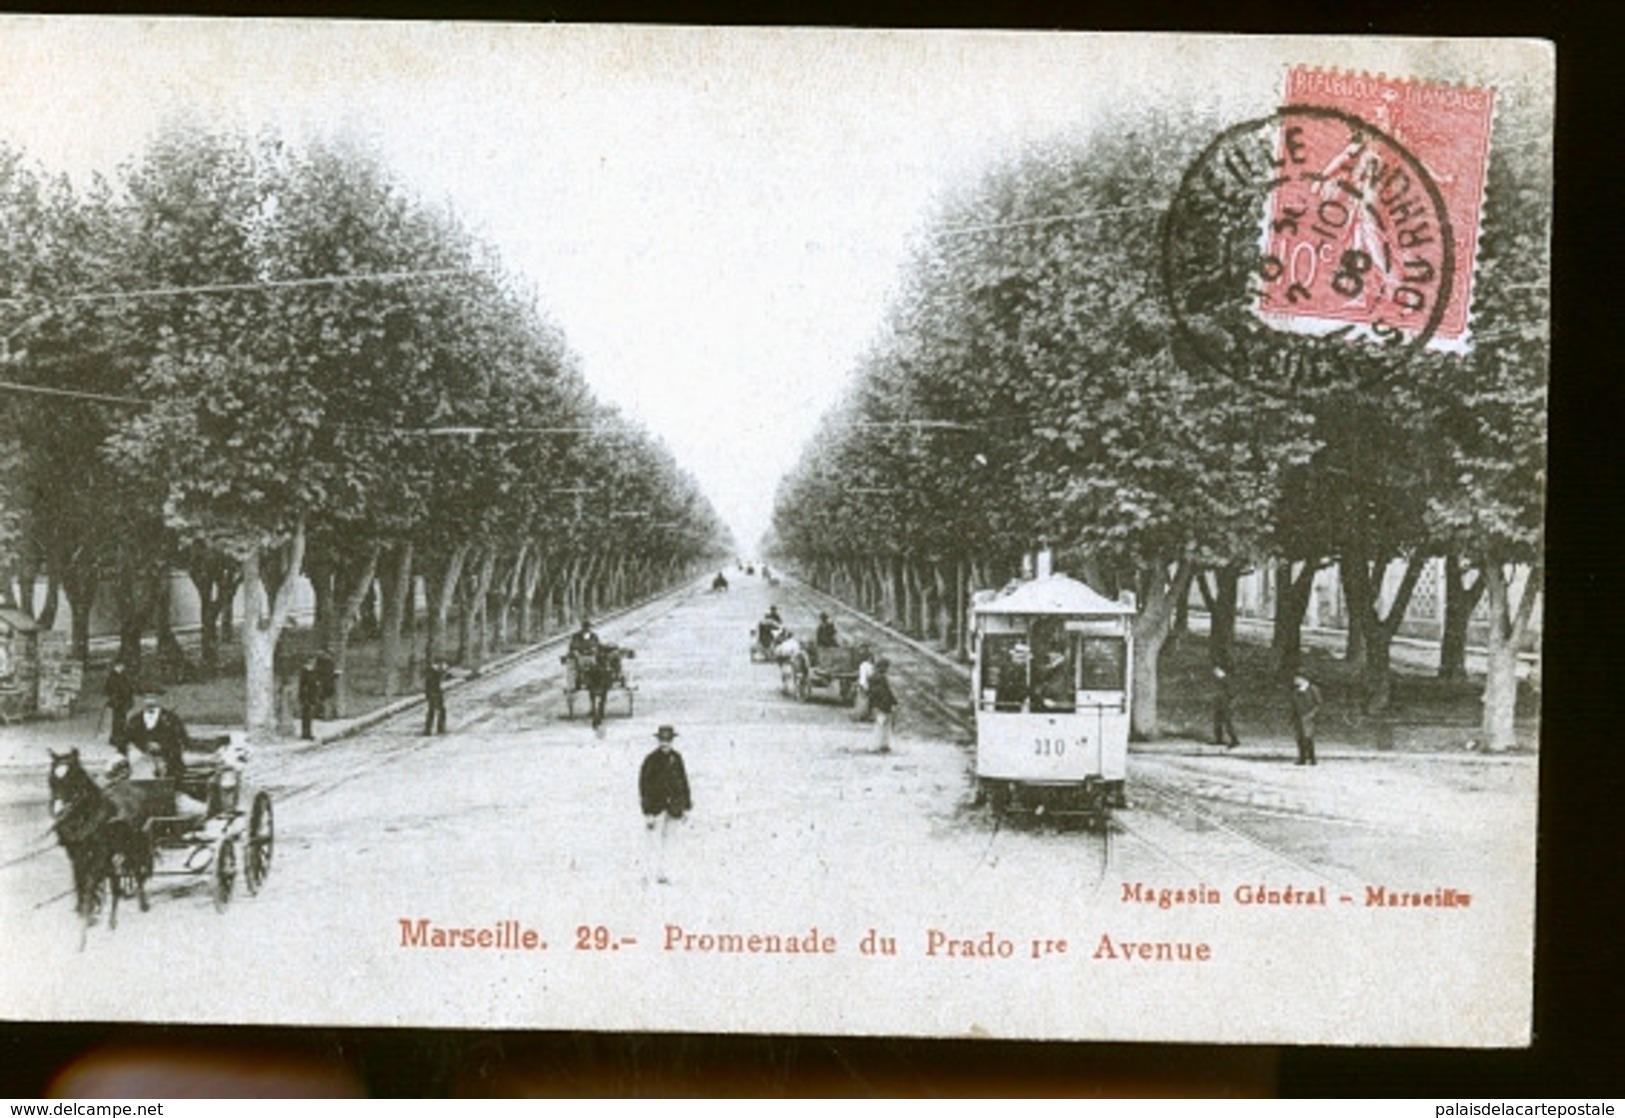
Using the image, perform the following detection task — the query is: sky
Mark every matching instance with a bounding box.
[0,20,1524,550]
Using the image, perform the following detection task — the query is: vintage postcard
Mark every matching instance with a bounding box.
[0,22,1550,1045]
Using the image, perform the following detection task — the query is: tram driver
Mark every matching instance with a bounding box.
[992,641,1030,712]
[1032,648,1076,713]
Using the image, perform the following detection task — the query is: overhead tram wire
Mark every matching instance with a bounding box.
[0,267,469,309]
[935,202,1166,239]
[0,265,486,411]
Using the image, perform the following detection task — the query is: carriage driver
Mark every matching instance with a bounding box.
[569,618,602,660]
[123,691,209,819]
[757,605,784,648]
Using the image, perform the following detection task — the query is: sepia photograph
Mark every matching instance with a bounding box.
[0,21,1551,1048]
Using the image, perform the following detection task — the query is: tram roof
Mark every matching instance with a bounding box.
[972,574,1136,618]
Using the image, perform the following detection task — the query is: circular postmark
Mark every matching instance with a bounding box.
[1162,105,1455,396]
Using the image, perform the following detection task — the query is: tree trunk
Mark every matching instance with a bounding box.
[331,543,381,718]
[462,549,497,672]
[1200,563,1242,669]
[1439,554,1483,683]
[1270,559,1319,678]
[115,548,150,673]
[518,551,544,644]
[37,568,60,629]
[1338,561,1368,668]
[379,541,414,698]
[188,553,237,679]
[425,542,471,666]
[1479,560,1541,752]
[1343,550,1428,713]
[240,518,307,742]
[1130,558,1194,741]
[61,566,98,664]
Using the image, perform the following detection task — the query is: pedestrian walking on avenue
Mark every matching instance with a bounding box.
[424,658,449,735]
[103,660,134,750]
[868,657,897,753]
[640,725,692,885]
[1211,665,1241,749]
[850,646,875,722]
[315,647,337,719]
[298,657,322,741]
[1289,673,1322,766]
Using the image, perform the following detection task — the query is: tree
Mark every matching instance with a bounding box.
[1425,79,1551,750]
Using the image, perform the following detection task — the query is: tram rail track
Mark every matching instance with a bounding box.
[771,573,1374,888]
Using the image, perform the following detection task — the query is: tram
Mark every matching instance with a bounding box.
[969,573,1136,824]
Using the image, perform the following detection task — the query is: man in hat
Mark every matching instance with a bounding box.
[314,646,338,720]
[123,690,191,781]
[103,659,135,750]
[424,657,450,736]
[639,725,692,884]
[1289,673,1323,766]
[569,619,601,661]
[815,612,838,649]
[1033,648,1075,713]
[298,656,322,741]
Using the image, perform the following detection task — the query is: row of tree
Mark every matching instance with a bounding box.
[0,124,730,739]
[769,92,1548,749]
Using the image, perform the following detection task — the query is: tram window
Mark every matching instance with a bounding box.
[981,634,1030,711]
[1031,647,1076,712]
[1078,636,1126,691]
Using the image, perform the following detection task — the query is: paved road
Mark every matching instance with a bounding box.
[0,572,1537,1042]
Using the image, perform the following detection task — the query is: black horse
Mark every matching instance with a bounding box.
[581,646,625,729]
[48,750,159,947]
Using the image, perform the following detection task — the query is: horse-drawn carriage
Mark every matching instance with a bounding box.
[785,642,864,704]
[750,617,788,663]
[48,736,274,945]
[562,644,636,725]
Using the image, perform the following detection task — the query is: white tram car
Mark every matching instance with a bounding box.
[970,574,1136,823]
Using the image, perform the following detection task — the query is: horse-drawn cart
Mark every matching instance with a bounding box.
[788,643,863,705]
[48,735,274,945]
[128,737,274,913]
[562,644,636,724]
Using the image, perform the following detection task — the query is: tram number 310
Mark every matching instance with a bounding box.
[1034,737,1083,756]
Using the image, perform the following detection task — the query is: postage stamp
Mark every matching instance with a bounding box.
[1163,68,1497,394]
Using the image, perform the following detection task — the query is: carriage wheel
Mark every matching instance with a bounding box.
[245,793,274,895]
[212,837,238,912]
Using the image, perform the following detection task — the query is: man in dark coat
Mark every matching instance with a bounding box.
[640,725,692,884]
[569,620,601,660]
[424,658,449,735]
[314,647,337,719]
[298,656,322,741]
[815,612,838,648]
[123,691,190,779]
[103,660,134,750]
[1211,665,1241,748]
[1289,673,1323,766]
[868,658,898,754]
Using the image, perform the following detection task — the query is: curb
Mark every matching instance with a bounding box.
[295,576,707,748]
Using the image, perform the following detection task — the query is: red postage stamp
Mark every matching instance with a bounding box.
[1257,67,1496,348]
